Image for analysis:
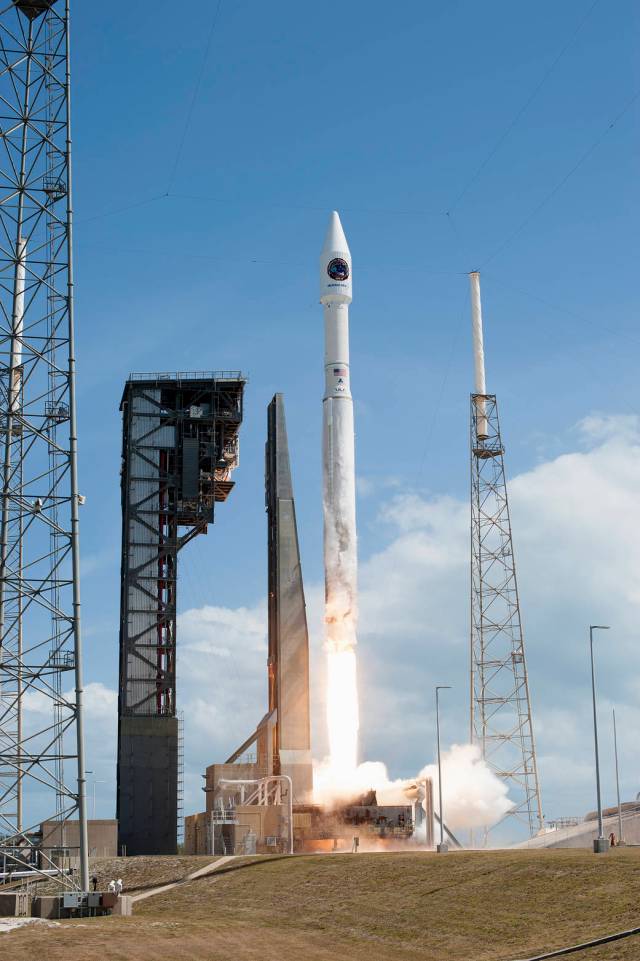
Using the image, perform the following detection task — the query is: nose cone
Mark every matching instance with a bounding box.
[320,210,352,305]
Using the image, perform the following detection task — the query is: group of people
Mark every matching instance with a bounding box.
[91,875,123,895]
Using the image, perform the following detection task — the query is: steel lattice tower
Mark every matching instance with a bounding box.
[0,0,89,889]
[469,273,542,841]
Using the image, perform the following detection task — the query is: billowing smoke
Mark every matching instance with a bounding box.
[314,743,513,832]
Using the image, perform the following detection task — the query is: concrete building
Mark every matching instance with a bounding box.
[39,819,118,861]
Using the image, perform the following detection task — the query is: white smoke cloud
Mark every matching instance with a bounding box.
[314,743,512,832]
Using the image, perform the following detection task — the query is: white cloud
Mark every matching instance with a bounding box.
[179,603,267,658]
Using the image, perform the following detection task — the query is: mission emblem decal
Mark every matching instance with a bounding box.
[327,257,349,282]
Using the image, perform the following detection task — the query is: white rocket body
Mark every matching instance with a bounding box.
[320,211,357,653]
[469,271,488,441]
[320,211,359,773]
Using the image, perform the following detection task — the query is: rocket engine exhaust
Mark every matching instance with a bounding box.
[320,211,359,776]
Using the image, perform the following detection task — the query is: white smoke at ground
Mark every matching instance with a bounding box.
[314,742,512,832]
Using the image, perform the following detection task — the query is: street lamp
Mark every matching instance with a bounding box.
[435,685,451,854]
[589,625,610,854]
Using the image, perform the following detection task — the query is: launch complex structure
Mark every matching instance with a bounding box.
[184,393,314,855]
[119,224,544,854]
[0,0,547,895]
[184,392,434,856]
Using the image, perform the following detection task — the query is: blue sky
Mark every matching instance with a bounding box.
[66,1,639,831]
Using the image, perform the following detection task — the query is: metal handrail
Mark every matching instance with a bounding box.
[128,371,246,383]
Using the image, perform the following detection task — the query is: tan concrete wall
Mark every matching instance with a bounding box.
[186,803,288,854]
[184,811,210,855]
[40,819,118,857]
[234,803,287,852]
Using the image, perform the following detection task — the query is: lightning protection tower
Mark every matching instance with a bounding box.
[468,272,543,841]
[0,0,89,890]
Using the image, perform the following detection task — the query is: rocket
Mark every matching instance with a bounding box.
[320,210,359,772]
[320,211,357,654]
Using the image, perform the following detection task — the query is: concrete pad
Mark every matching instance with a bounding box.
[111,895,133,916]
[131,856,235,904]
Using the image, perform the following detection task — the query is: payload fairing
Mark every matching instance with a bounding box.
[320,211,359,772]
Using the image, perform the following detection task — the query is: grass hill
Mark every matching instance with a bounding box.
[3,848,640,960]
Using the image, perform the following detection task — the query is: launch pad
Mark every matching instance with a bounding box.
[186,795,425,856]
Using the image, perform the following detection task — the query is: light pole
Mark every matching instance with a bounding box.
[589,625,610,854]
[613,708,623,846]
[436,685,451,854]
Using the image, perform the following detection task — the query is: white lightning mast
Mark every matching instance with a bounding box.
[469,271,543,842]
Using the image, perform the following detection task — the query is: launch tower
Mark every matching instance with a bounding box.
[117,372,245,855]
[469,273,543,840]
[0,0,89,889]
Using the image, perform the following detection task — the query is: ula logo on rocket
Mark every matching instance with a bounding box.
[327,258,349,282]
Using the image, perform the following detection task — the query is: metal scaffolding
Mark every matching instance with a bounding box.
[470,393,543,840]
[0,0,89,889]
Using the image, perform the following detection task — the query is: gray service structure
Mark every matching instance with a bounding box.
[117,372,245,855]
[266,394,313,801]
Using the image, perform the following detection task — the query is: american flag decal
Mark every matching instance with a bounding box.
[333,367,347,376]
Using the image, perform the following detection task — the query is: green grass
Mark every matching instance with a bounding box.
[3,848,640,960]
